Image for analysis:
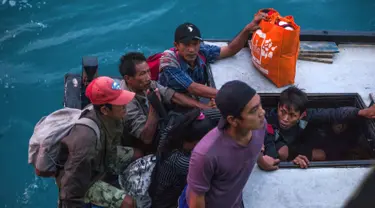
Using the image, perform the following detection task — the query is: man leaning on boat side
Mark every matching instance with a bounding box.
[56,77,138,208]
[118,52,214,151]
[158,12,268,100]
[263,86,375,169]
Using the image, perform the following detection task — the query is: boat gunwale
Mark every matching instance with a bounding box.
[64,29,375,169]
[204,29,375,45]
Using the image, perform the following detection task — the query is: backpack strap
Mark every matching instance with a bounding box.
[75,118,100,139]
[197,52,206,63]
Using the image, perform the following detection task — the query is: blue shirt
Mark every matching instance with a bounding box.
[158,43,221,93]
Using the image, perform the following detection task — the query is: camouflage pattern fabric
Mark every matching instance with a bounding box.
[107,146,135,175]
[83,146,134,207]
[119,154,157,208]
[84,180,126,208]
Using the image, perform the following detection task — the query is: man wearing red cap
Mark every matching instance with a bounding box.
[56,76,138,208]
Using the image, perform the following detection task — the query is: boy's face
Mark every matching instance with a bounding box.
[277,104,303,129]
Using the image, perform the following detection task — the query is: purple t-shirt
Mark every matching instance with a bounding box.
[186,122,266,208]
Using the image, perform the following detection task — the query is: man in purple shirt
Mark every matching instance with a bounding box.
[186,80,280,208]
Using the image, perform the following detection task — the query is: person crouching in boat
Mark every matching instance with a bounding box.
[185,80,279,208]
[263,86,375,168]
[292,121,361,162]
[149,109,215,208]
[158,12,267,101]
[56,77,137,208]
[118,52,214,153]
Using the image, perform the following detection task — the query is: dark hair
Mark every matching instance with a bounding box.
[93,104,112,114]
[162,109,214,154]
[279,86,308,113]
[119,52,147,77]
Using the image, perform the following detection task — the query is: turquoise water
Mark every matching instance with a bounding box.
[0,0,374,207]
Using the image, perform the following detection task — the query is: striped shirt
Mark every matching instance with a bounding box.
[151,150,191,208]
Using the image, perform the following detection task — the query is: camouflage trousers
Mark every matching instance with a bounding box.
[84,180,131,208]
[85,146,135,208]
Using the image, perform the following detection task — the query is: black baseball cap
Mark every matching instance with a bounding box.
[215,80,257,129]
[174,23,202,44]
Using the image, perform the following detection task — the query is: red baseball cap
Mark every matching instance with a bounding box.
[85,76,135,105]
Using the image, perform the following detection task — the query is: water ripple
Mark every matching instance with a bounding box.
[0,61,71,85]
[19,0,176,54]
[15,175,50,206]
[0,20,47,45]
[1,0,44,10]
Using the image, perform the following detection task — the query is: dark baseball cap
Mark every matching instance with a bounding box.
[174,23,202,44]
[215,80,257,129]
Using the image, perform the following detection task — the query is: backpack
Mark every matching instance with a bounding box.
[118,154,157,208]
[147,47,207,81]
[28,105,100,177]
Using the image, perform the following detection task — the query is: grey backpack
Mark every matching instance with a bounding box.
[119,154,157,208]
[28,105,100,177]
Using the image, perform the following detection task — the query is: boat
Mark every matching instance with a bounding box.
[64,30,375,208]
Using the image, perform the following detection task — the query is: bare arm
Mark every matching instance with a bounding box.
[219,13,267,59]
[188,191,206,208]
[139,106,159,144]
[219,26,253,59]
[172,91,212,109]
[187,82,218,99]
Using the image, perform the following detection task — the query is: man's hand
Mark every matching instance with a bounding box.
[121,195,136,208]
[293,155,310,169]
[245,12,268,32]
[154,88,162,101]
[258,155,280,171]
[358,104,375,119]
[147,88,161,101]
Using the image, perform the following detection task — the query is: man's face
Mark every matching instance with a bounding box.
[126,61,151,91]
[277,104,302,129]
[229,94,265,131]
[174,40,201,63]
[101,104,127,120]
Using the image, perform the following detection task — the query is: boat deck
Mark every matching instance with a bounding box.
[204,41,375,208]
[206,41,375,107]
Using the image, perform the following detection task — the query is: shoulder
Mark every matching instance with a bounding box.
[160,49,178,61]
[151,80,167,90]
[160,49,180,69]
[193,128,222,156]
[66,124,98,153]
[199,43,221,62]
[199,43,221,53]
